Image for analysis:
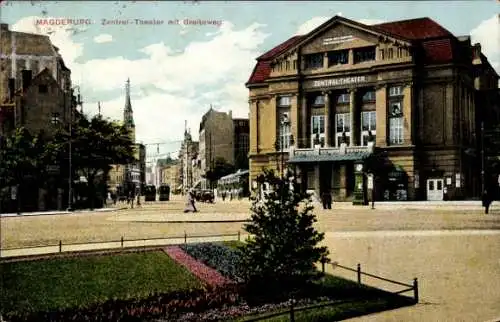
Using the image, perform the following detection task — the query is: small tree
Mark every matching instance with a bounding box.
[239,169,329,295]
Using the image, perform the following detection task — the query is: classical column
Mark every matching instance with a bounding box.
[301,94,308,148]
[323,91,331,147]
[375,84,387,147]
[349,88,358,146]
[290,93,299,147]
[403,81,414,144]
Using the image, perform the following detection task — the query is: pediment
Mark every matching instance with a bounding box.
[273,16,411,61]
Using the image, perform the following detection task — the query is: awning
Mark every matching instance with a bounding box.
[288,152,372,164]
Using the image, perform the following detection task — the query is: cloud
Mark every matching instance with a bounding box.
[93,33,113,43]
[11,15,270,157]
[470,14,500,76]
[295,13,386,35]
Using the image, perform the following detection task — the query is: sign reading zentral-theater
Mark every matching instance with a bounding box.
[310,76,369,88]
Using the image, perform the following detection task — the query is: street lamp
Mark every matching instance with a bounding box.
[67,86,82,211]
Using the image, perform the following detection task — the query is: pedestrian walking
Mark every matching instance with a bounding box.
[482,189,492,214]
[184,189,198,213]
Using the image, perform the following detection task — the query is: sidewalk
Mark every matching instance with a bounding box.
[0,233,245,259]
[0,207,127,218]
[112,212,251,223]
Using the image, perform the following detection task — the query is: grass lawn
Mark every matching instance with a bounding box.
[0,251,203,315]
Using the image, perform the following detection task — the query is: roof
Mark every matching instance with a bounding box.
[372,17,453,40]
[0,29,56,56]
[257,35,304,60]
[288,152,372,164]
[247,17,457,85]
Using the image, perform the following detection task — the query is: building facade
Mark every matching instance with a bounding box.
[160,162,182,189]
[0,23,73,136]
[247,16,499,202]
[198,108,235,175]
[179,129,200,191]
[0,23,76,212]
[233,118,250,170]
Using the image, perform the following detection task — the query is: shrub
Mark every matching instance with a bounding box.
[240,169,330,293]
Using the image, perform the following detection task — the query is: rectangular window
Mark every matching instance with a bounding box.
[286,61,290,70]
[389,116,403,145]
[361,111,376,146]
[327,50,349,66]
[311,115,325,147]
[335,113,351,146]
[39,84,48,93]
[389,86,403,97]
[51,112,60,125]
[277,96,291,107]
[379,49,385,60]
[293,60,297,69]
[279,113,292,150]
[397,48,403,58]
[304,53,324,69]
[337,93,350,104]
[353,46,376,63]
[362,90,376,102]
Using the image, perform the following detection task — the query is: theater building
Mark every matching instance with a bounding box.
[246,16,499,202]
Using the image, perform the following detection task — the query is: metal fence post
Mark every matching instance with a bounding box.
[237,231,241,242]
[413,278,419,303]
[59,240,62,253]
[357,263,361,284]
[121,236,124,248]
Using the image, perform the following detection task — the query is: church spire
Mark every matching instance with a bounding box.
[124,78,134,126]
[123,78,135,142]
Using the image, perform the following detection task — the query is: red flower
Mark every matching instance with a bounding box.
[164,246,234,287]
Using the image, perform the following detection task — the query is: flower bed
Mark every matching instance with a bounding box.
[164,246,234,287]
[181,242,244,283]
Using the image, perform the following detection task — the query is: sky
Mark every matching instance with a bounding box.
[1,0,499,165]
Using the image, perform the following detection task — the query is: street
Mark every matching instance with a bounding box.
[1,197,500,321]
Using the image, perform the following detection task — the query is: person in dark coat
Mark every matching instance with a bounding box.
[321,191,329,210]
[482,190,492,214]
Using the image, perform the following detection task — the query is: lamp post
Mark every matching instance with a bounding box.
[67,86,81,211]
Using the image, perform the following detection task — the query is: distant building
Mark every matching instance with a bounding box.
[199,108,234,176]
[0,23,73,136]
[107,79,145,195]
[233,118,250,170]
[179,129,200,191]
[160,162,182,190]
[0,23,75,212]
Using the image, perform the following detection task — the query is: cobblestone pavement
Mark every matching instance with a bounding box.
[1,196,500,321]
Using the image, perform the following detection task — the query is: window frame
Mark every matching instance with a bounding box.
[304,53,324,70]
[335,113,351,147]
[310,115,325,147]
[353,46,376,64]
[327,49,349,66]
[361,111,376,146]
[337,93,350,104]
